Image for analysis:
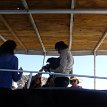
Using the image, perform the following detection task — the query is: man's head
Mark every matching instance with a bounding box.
[55,41,68,53]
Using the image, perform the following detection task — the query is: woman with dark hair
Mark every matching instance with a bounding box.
[52,41,74,87]
[29,74,42,89]
[0,40,23,88]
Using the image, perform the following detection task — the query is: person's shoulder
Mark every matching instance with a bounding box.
[11,55,18,61]
[14,55,18,58]
[78,86,82,88]
[65,49,72,55]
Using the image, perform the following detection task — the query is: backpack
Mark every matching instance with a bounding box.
[46,57,60,70]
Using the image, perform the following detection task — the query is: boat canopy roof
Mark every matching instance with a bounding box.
[0,0,107,56]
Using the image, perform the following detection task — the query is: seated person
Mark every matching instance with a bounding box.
[42,75,54,87]
[70,76,82,89]
[24,74,42,89]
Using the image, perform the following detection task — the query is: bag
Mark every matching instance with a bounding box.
[46,57,60,69]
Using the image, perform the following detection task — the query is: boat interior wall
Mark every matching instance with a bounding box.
[0,0,107,55]
[1,88,107,107]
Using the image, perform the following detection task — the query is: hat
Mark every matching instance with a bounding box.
[70,76,80,84]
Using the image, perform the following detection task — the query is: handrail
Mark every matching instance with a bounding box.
[0,69,107,80]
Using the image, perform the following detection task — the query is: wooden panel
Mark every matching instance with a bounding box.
[76,0,107,9]
[0,1,107,55]
[1,14,41,50]
[27,0,71,9]
[0,1,24,10]
[32,14,70,49]
[98,38,107,50]
[72,14,107,51]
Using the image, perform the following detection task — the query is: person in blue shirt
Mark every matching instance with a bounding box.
[0,40,23,88]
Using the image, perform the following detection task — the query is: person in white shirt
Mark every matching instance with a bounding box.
[52,41,74,87]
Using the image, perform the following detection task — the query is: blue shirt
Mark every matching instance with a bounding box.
[0,54,22,88]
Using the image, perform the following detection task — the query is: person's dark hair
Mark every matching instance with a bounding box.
[0,40,17,55]
[42,75,54,87]
[55,41,68,50]
[29,74,41,88]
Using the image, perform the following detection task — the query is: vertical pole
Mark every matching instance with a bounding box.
[27,73,32,89]
[94,52,96,89]
[42,53,46,67]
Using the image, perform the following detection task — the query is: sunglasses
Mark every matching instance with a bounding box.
[70,80,76,83]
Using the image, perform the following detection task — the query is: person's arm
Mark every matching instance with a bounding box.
[52,51,67,73]
[12,56,23,82]
[37,66,45,76]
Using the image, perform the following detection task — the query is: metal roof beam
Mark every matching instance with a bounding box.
[15,50,105,56]
[94,29,107,52]
[69,0,75,50]
[21,0,46,54]
[1,9,107,14]
[0,35,6,42]
[0,15,27,52]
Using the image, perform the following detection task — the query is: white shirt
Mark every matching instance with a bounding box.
[51,49,74,75]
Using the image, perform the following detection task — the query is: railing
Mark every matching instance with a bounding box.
[0,69,107,89]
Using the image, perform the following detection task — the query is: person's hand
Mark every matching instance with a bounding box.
[19,67,23,70]
[18,67,23,74]
[39,68,43,72]
[39,66,45,72]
